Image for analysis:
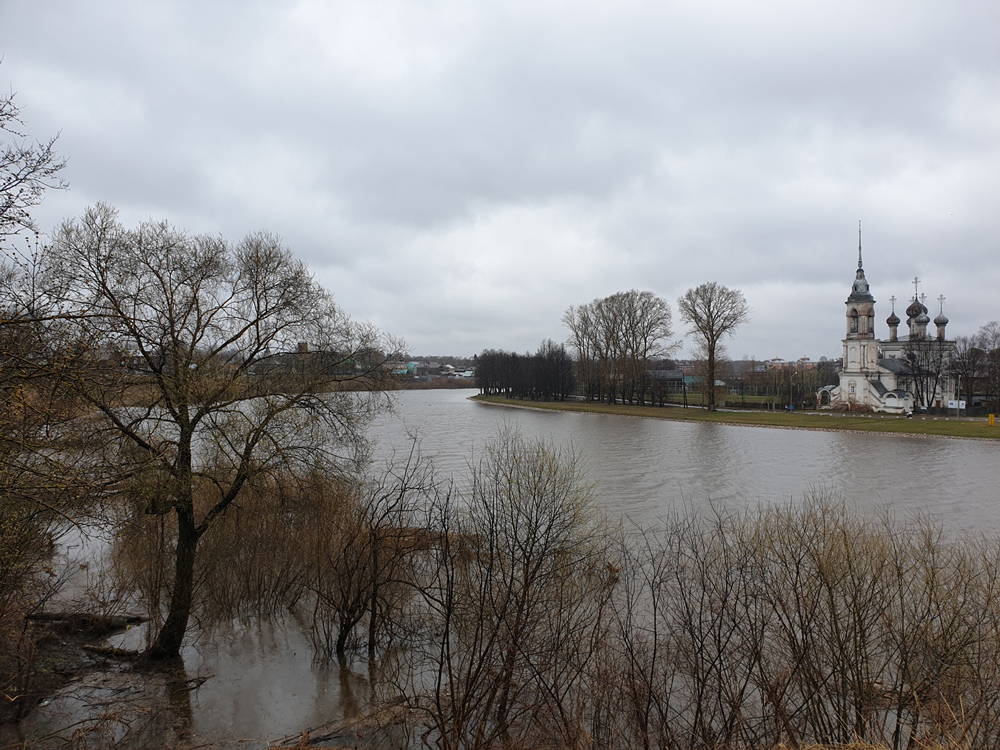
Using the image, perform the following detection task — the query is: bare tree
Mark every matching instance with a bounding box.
[1,84,67,242]
[950,335,984,408]
[619,291,677,405]
[978,321,1000,411]
[903,335,952,409]
[0,88,73,710]
[401,430,614,750]
[45,204,401,659]
[678,283,749,411]
[299,441,431,663]
[562,302,600,400]
[1,86,79,524]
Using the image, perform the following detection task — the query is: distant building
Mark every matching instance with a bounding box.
[817,232,955,413]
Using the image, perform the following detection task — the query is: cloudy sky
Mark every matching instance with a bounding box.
[3,0,998,359]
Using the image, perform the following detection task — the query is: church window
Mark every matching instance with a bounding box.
[850,309,859,333]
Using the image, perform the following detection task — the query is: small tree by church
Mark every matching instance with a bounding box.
[903,336,951,409]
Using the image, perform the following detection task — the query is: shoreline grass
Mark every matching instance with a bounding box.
[470,394,1000,440]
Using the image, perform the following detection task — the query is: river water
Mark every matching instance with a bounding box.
[15,389,1000,748]
[371,389,1000,530]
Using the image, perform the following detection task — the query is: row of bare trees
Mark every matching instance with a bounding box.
[476,340,575,401]
[952,321,1000,410]
[562,285,749,411]
[562,290,677,405]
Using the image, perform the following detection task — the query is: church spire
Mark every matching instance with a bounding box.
[848,222,873,303]
[858,220,863,269]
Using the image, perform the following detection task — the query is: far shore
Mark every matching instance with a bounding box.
[470,394,1000,441]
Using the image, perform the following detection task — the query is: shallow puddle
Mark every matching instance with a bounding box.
[13,618,374,748]
[9,523,376,749]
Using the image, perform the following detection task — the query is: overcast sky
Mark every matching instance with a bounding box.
[3,0,998,359]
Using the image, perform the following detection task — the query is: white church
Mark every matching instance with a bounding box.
[817,232,956,413]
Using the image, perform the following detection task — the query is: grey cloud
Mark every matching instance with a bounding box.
[3,0,999,358]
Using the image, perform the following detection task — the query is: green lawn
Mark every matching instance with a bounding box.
[470,395,1000,440]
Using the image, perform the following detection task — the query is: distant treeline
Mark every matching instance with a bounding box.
[479,289,677,405]
[476,340,574,401]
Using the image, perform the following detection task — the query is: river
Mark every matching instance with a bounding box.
[371,389,1000,530]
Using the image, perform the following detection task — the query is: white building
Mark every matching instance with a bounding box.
[818,234,955,413]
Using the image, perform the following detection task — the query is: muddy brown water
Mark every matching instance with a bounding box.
[374,390,1000,528]
[14,388,1000,748]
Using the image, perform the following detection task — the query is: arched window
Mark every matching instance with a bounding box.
[850,309,859,334]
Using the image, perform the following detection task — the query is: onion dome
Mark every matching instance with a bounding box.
[934,295,948,327]
[905,298,926,319]
[916,311,931,326]
[886,311,900,326]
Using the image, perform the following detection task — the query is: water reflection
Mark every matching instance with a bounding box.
[180,621,369,742]
[19,617,372,749]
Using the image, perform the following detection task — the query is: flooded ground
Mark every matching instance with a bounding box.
[9,389,1000,748]
[5,526,376,749]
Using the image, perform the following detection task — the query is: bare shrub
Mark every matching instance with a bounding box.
[107,451,429,662]
[599,499,1000,750]
[391,430,615,750]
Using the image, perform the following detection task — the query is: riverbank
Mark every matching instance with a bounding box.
[471,395,1000,440]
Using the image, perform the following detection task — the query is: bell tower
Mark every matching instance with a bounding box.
[842,223,877,375]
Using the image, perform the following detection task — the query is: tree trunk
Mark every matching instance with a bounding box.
[368,531,379,661]
[336,625,350,663]
[149,505,198,659]
[707,344,717,411]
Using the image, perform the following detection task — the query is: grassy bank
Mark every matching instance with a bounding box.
[471,394,1000,440]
